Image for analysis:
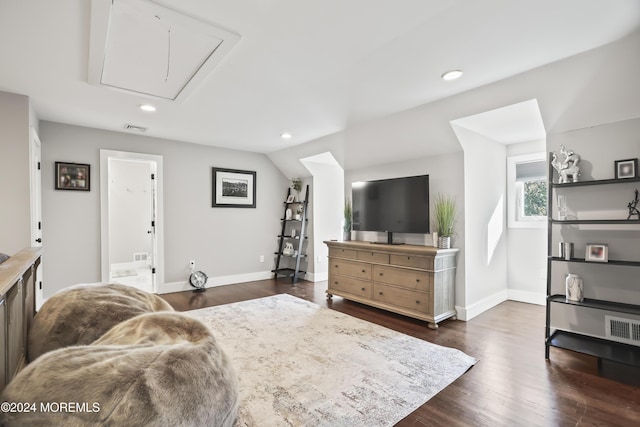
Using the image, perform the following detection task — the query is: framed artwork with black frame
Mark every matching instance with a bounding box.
[55,161,90,191]
[614,158,637,179]
[212,167,256,208]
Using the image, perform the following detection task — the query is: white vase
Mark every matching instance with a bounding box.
[437,236,451,249]
[565,274,584,302]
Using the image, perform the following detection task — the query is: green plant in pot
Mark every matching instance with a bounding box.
[343,198,352,241]
[291,178,302,200]
[433,193,457,249]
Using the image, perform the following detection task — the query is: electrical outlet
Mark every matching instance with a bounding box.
[189,260,195,269]
[259,255,265,263]
[316,255,323,263]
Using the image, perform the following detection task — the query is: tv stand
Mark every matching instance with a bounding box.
[325,240,459,329]
[371,231,404,245]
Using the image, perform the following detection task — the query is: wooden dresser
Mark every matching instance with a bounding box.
[325,240,459,329]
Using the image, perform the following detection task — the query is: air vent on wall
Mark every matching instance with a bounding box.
[605,315,640,346]
[124,124,148,132]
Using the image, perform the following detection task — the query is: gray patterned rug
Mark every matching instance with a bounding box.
[187,294,477,427]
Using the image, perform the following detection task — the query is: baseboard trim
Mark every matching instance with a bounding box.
[159,271,274,294]
[307,271,328,282]
[456,290,508,321]
[507,289,546,306]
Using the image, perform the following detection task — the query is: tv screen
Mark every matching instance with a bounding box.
[352,175,429,235]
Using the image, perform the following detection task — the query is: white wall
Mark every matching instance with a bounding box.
[108,159,153,264]
[0,91,32,254]
[453,126,508,318]
[40,121,288,297]
[300,154,344,281]
[506,140,547,305]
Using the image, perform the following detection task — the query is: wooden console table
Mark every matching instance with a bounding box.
[325,240,458,329]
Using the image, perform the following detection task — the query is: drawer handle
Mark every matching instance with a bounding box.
[362,269,366,273]
[416,300,420,304]
[335,265,339,268]
[379,291,383,295]
[407,256,411,260]
[379,272,383,276]
[416,279,420,282]
[361,287,366,291]
[334,281,338,285]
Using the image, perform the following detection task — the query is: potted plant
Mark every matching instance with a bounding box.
[343,198,352,241]
[291,178,302,201]
[433,193,457,249]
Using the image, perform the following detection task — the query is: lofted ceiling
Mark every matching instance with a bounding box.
[0,0,639,154]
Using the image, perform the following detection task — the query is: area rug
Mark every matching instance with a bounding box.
[187,294,477,427]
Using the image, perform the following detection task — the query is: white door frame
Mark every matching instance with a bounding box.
[29,127,44,308]
[100,150,164,292]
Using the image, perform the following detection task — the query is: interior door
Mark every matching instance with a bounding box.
[100,150,164,293]
[29,127,44,308]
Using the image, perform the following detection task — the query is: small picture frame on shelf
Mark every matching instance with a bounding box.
[286,195,295,203]
[585,243,608,262]
[614,158,638,179]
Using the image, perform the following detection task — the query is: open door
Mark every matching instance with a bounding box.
[100,150,164,293]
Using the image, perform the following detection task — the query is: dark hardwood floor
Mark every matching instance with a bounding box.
[161,279,640,427]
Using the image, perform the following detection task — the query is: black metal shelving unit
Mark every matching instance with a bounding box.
[545,159,640,369]
[272,185,309,284]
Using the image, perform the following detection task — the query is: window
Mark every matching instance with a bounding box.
[507,153,547,228]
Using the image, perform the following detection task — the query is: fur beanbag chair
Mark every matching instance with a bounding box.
[2,313,239,427]
[28,283,174,361]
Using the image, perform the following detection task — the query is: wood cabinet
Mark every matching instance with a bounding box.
[325,241,458,329]
[0,247,42,393]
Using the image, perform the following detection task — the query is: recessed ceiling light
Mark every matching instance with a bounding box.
[281,132,292,140]
[139,104,157,112]
[441,70,463,81]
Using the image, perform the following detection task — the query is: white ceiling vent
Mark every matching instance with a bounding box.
[89,0,240,101]
[123,123,148,132]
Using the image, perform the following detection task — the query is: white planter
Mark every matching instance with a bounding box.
[565,274,584,302]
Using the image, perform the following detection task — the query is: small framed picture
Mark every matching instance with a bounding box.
[585,243,608,262]
[286,195,295,203]
[614,158,637,179]
[212,167,256,208]
[55,162,90,191]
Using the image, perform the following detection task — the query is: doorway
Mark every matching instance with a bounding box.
[100,150,164,293]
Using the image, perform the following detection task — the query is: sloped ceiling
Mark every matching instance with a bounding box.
[0,0,639,155]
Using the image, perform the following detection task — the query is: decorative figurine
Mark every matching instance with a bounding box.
[628,189,640,220]
[551,145,581,183]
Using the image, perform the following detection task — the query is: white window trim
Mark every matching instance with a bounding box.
[507,152,547,229]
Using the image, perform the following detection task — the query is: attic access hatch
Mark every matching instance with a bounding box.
[89,0,240,101]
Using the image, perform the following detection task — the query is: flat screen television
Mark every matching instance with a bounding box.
[352,174,429,244]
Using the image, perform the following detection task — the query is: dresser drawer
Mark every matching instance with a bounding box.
[329,275,372,299]
[329,248,358,260]
[330,259,372,280]
[373,265,430,291]
[374,284,430,314]
[390,254,433,270]
[356,250,389,264]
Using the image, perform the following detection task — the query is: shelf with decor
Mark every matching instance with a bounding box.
[272,185,309,284]
[545,150,640,375]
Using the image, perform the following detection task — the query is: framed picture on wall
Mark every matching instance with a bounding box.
[55,162,90,191]
[212,167,256,208]
[614,158,638,179]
